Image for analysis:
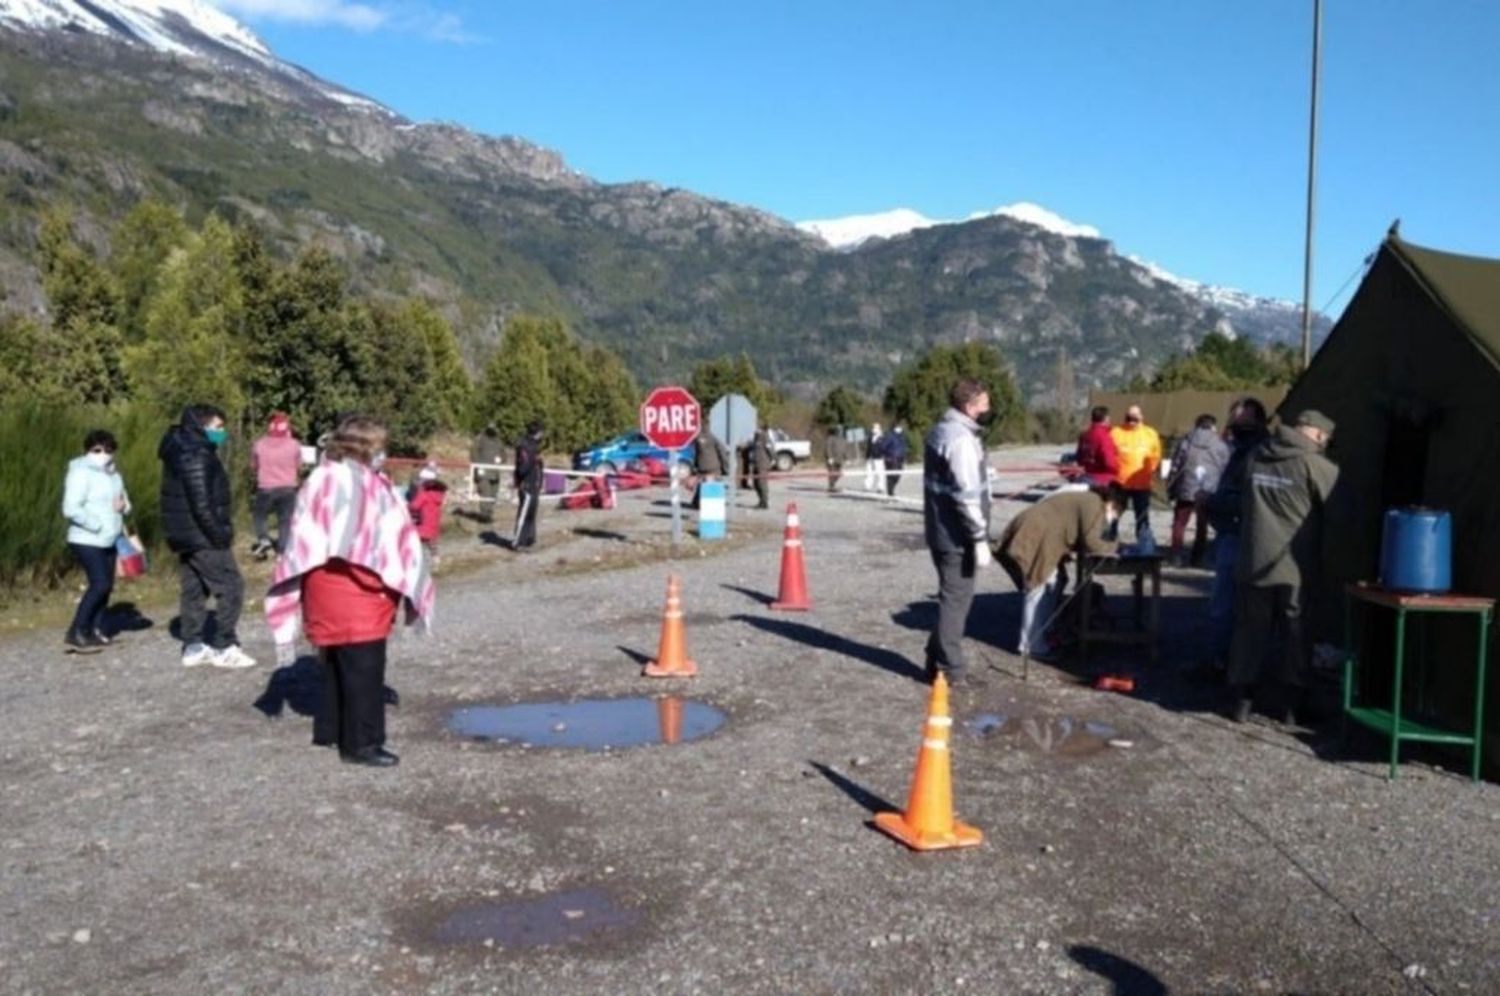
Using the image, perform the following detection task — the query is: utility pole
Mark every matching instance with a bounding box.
[1300,0,1323,370]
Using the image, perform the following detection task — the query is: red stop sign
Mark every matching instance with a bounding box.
[639,386,702,450]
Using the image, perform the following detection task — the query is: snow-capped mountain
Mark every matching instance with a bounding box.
[801,202,1312,344]
[0,0,379,107]
[798,201,1101,249]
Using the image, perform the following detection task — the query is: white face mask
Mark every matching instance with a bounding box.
[87,451,113,469]
[370,452,387,471]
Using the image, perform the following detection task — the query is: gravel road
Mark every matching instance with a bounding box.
[2,448,1496,995]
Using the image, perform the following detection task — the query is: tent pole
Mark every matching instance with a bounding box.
[1300,0,1323,370]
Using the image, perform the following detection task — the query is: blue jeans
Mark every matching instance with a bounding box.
[69,542,117,636]
[1209,533,1240,661]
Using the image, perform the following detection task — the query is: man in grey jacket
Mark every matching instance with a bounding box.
[922,377,993,688]
[1228,409,1339,724]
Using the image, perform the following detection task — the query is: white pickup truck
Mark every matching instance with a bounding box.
[766,428,811,471]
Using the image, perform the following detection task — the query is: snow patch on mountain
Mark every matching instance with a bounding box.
[0,0,381,108]
[798,201,1102,249]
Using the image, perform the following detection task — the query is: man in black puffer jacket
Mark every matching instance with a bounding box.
[159,404,254,669]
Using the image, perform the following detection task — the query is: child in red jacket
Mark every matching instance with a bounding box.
[407,464,448,565]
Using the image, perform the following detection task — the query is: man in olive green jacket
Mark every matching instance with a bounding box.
[1228,409,1339,723]
[995,484,1123,660]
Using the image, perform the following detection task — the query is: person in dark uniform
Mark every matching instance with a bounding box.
[512,421,545,551]
[748,427,775,509]
[881,424,909,497]
[470,424,504,522]
[822,426,847,492]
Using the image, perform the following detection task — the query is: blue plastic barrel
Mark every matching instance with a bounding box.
[1379,507,1452,593]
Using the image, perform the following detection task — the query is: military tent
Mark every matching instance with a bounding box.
[1281,231,1500,777]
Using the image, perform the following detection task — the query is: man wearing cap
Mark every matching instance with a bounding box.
[250,412,302,558]
[1228,409,1339,724]
[512,421,545,551]
[1110,404,1162,542]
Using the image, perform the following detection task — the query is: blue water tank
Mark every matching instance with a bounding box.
[1379,507,1452,593]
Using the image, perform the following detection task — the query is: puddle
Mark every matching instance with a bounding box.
[447,696,725,750]
[432,888,639,948]
[965,713,1122,757]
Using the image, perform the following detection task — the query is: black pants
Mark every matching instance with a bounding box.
[1127,489,1152,540]
[178,548,244,649]
[514,489,540,548]
[252,487,298,552]
[1228,583,1308,691]
[884,460,904,497]
[315,640,387,754]
[68,542,116,636]
[925,547,977,677]
[752,470,769,508]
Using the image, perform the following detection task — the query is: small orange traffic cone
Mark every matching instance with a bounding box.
[770,503,812,611]
[644,575,698,677]
[657,696,683,745]
[873,674,983,851]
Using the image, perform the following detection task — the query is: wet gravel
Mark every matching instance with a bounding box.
[1,447,1496,994]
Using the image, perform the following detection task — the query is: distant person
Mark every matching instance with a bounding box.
[882,424,909,497]
[265,415,435,767]
[158,404,255,669]
[470,424,504,523]
[1110,404,1161,542]
[1205,398,1269,671]
[60,429,131,654]
[249,411,302,559]
[822,426,848,492]
[690,425,729,509]
[512,421,545,551]
[1166,413,1230,566]
[748,427,774,510]
[407,463,448,565]
[864,422,885,491]
[922,377,994,688]
[1075,406,1120,487]
[996,483,1124,661]
[1228,409,1339,725]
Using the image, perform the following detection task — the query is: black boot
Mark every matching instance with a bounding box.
[1229,686,1253,724]
[64,629,103,655]
[341,746,399,768]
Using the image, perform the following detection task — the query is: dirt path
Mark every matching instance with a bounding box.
[1,449,1495,994]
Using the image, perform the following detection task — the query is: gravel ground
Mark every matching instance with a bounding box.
[2,448,1497,995]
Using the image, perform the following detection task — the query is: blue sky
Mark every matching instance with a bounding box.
[224,1,1500,308]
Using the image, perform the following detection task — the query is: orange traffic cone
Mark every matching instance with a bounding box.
[644,575,698,677]
[873,674,984,851]
[770,503,812,611]
[657,696,683,745]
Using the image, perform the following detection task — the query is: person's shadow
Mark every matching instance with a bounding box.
[731,614,927,683]
[100,602,153,638]
[253,656,324,718]
[1066,945,1168,995]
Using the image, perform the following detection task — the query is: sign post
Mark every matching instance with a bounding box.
[640,386,702,546]
[708,393,757,529]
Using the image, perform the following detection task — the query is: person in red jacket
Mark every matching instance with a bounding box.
[407,463,448,565]
[1075,406,1120,487]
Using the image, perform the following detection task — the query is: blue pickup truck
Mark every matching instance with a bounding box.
[573,431,698,475]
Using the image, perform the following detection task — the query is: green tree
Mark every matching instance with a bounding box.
[1139,332,1303,391]
[126,215,248,418]
[36,210,128,403]
[688,353,777,416]
[813,385,864,428]
[347,301,439,452]
[400,299,472,430]
[110,199,188,342]
[474,318,552,445]
[883,342,1026,443]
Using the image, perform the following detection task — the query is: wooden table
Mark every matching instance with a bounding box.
[1342,583,1492,781]
[1077,553,1164,666]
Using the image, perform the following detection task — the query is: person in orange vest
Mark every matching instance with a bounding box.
[1110,404,1162,542]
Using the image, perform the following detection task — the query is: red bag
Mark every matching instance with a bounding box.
[115,532,147,580]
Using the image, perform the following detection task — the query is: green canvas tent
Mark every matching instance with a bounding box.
[1281,231,1500,777]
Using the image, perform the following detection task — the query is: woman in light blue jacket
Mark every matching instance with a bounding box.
[61,429,131,653]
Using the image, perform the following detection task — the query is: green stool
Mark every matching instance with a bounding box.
[1342,583,1492,781]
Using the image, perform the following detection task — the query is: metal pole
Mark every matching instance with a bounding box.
[670,447,682,546]
[1300,0,1323,370]
[726,406,735,529]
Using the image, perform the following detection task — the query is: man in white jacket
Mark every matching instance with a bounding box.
[922,379,993,688]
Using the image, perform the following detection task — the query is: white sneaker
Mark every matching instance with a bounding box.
[182,643,215,667]
[211,645,258,670]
